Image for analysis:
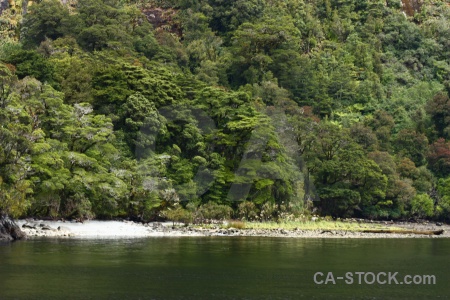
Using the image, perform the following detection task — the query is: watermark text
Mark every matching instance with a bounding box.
[313,272,436,285]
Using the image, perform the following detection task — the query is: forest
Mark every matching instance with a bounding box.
[1,0,450,222]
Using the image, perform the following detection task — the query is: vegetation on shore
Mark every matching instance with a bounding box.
[1,0,450,222]
[240,220,397,232]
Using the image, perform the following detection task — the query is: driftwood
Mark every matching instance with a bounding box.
[362,229,444,235]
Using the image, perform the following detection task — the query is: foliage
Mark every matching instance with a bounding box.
[410,194,434,219]
[197,202,232,221]
[237,201,259,221]
[428,138,450,177]
[161,207,193,224]
[1,0,450,221]
[225,220,246,229]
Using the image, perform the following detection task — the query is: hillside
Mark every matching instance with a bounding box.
[1,0,450,222]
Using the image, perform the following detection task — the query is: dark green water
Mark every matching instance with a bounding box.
[0,237,448,299]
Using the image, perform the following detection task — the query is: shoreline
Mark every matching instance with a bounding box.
[16,219,450,239]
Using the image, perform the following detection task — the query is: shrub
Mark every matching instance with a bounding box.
[226,220,246,229]
[238,201,259,221]
[436,197,450,221]
[410,194,434,219]
[186,201,200,212]
[161,207,193,224]
[260,202,276,221]
[324,215,333,221]
[197,202,232,221]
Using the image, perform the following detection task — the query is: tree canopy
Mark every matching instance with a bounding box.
[0,0,450,221]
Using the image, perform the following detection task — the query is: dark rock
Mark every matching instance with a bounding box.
[58,226,71,232]
[436,222,443,226]
[152,222,162,229]
[0,214,26,241]
[22,223,37,229]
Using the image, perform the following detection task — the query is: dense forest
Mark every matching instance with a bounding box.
[1,0,450,222]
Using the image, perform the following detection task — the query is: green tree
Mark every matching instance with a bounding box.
[302,122,387,217]
[426,92,450,139]
[410,194,434,219]
[75,0,133,51]
[20,0,70,48]
[427,138,450,177]
[5,50,54,83]
[229,16,300,86]
[394,129,428,166]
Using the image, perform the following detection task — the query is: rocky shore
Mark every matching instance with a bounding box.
[16,219,450,239]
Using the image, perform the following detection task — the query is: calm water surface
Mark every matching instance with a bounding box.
[0,237,448,299]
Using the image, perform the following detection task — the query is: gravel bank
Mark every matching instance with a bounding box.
[16,219,450,239]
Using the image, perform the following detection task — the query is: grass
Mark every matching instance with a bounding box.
[244,220,401,231]
[224,220,246,229]
[192,220,402,232]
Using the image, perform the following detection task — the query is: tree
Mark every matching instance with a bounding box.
[207,0,265,34]
[368,151,417,218]
[20,0,70,48]
[410,194,434,219]
[5,50,54,83]
[76,0,133,51]
[428,138,450,177]
[119,93,165,156]
[229,16,300,86]
[0,81,35,216]
[302,122,387,217]
[366,110,395,151]
[50,50,94,104]
[437,177,450,220]
[426,92,450,139]
[394,129,428,166]
[350,123,378,151]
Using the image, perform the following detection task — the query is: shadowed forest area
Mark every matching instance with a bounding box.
[1,0,450,223]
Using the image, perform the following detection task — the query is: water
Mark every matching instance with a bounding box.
[0,237,448,299]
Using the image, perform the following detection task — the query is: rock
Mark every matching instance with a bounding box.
[22,223,37,229]
[152,222,162,229]
[227,228,237,234]
[58,226,71,232]
[0,214,26,241]
[436,222,443,226]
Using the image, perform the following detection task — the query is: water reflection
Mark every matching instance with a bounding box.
[0,238,448,299]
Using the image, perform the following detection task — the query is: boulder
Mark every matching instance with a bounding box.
[22,222,38,229]
[41,225,54,231]
[58,226,71,232]
[0,214,27,241]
